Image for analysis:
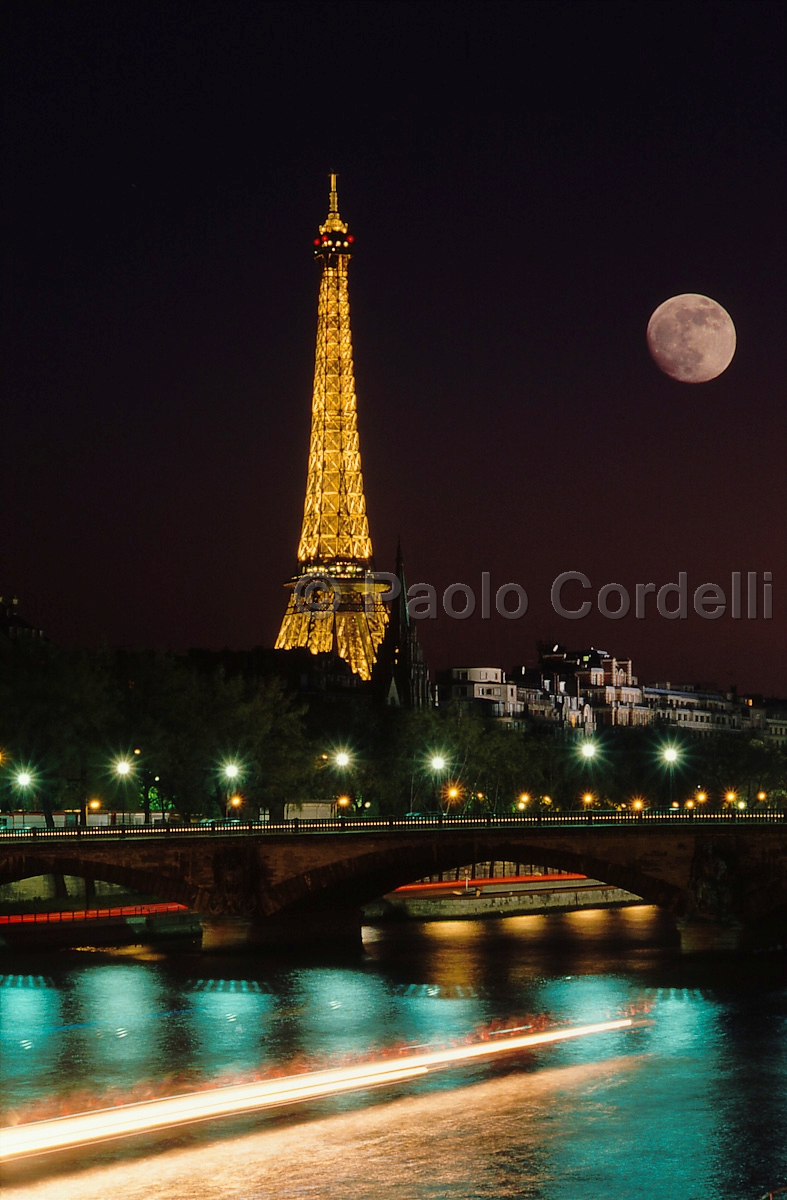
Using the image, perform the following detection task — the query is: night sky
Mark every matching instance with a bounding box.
[4,1,786,693]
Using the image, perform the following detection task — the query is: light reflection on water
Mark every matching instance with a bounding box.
[1,906,786,1199]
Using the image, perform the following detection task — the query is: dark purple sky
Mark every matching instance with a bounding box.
[3,1,786,692]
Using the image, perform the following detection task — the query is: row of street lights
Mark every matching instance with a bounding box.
[1,740,775,818]
[0,751,250,823]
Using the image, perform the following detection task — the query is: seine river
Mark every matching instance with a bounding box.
[2,907,786,1199]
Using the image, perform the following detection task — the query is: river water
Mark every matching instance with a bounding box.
[2,906,786,1199]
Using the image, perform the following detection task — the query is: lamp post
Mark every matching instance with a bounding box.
[662,746,680,807]
[13,768,36,826]
[221,762,243,822]
[429,754,448,812]
[113,758,134,827]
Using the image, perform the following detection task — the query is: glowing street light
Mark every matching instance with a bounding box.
[334,751,351,768]
[579,742,597,760]
[726,790,736,804]
[223,763,240,781]
[428,754,449,810]
[114,759,133,777]
[631,798,644,811]
[517,792,530,811]
[661,745,681,806]
[757,790,767,802]
[12,768,36,821]
[582,792,593,806]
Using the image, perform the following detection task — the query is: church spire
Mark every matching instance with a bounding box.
[274,176,387,681]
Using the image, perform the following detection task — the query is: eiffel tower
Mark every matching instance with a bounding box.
[275,175,388,681]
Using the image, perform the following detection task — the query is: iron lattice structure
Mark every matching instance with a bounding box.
[275,176,387,680]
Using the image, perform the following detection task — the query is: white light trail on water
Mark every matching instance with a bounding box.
[0,1019,632,1160]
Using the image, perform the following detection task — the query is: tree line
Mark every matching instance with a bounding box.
[1,641,785,822]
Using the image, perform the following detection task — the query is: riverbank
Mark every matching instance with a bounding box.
[362,874,644,923]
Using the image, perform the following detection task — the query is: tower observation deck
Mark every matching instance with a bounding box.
[275,176,388,680]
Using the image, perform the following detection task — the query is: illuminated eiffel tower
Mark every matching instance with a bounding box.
[275,175,387,681]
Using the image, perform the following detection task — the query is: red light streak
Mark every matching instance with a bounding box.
[0,1019,633,1160]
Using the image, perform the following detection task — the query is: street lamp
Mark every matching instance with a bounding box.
[517,792,530,812]
[334,751,351,768]
[219,763,244,824]
[12,768,36,826]
[582,792,594,807]
[579,741,597,761]
[112,759,137,827]
[428,754,448,811]
[661,746,680,806]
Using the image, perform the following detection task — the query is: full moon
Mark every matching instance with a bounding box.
[646,293,736,383]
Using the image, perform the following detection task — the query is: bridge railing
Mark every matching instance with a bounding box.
[0,810,785,839]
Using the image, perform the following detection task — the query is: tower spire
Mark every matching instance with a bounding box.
[274,176,388,681]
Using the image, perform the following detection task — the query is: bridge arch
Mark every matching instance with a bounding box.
[0,853,197,910]
[260,836,686,919]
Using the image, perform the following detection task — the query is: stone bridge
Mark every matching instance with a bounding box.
[2,817,786,953]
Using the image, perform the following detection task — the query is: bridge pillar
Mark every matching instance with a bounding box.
[676,918,744,955]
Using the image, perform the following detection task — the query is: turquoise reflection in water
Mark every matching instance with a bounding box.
[0,975,61,1108]
[0,908,785,1200]
[186,978,276,1076]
